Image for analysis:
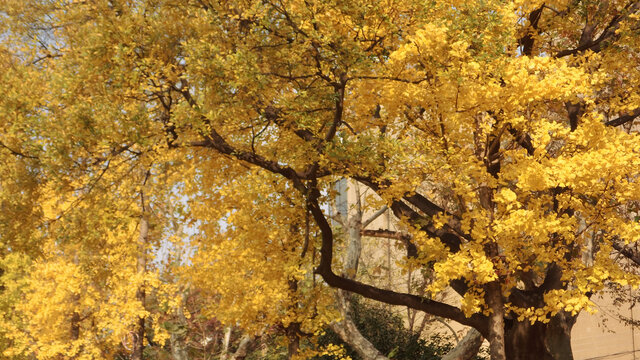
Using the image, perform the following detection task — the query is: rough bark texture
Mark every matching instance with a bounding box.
[504,312,576,360]
[286,331,299,360]
[485,281,506,360]
[441,328,483,360]
[169,331,189,360]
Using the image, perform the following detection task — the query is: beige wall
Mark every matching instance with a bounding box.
[338,181,640,359]
[572,292,640,360]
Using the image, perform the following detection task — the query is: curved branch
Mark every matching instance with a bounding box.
[306,182,489,334]
[554,1,640,58]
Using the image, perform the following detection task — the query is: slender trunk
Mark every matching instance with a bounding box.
[69,309,81,360]
[220,326,232,360]
[70,254,82,359]
[231,335,256,360]
[169,295,189,360]
[442,328,483,360]
[169,331,189,360]
[70,309,81,341]
[132,206,148,360]
[344,205,362,279]
[332,183,390,360]
[131,314,145,360]
[483,237,506,360]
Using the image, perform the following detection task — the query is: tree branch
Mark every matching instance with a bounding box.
[361,228,410,241]
[362,205,389,228]
[307,182,489,334]
[518,6,544,56]
[554,1,640,58]
[613,240,640,266]
[604,108,640,127]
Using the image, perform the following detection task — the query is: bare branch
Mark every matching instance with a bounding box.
[362,205,389,228]
[605,108,640,127]
[361,228,410,241]
[613,240,640,266]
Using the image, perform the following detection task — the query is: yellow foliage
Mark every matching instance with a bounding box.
[1,0,640,357]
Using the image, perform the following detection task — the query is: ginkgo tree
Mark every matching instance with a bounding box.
[1,0,640,359]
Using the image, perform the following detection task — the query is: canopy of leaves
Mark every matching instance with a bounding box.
[0,0,640,358]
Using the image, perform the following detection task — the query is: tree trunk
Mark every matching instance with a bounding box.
[331,183,390,360]
[286,327,299,360]
[220,326,232,360]
[504,311,576,360]
[442,328,483,360]
[231,335,257,360]
[485,280,506,360]
[133,199,149,360]
[169,330,189,360]
[169,294,189,360]
[330,290,390,360]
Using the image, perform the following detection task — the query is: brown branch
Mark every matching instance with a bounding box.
[613,240,640,266]
[306,181,489,334]
[518,6,544,56]
[605,108,640,127]
[176,87,325,182]
[0,140,38,159]
[361,228,410,241]
[554,1,640,58]
[566,102,583,132]
[507,127,535,156]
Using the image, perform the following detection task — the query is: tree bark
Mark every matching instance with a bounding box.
[504,312,576,360]
[231,335,257,360]
[330,291,390,360]
[442,328,483,360]
[132,193,149,360]
[169,331,189,360]
[220,326,232,360]
[169,294,189,360]
[485,280,506,360]
[331,183,390,360]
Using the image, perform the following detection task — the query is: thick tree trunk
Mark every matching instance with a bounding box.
[286,327,300,360]
[504,311,576,360]
[483,238,506,360]
[485,281,506,360]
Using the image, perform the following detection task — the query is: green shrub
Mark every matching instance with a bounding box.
[316,296,481,360]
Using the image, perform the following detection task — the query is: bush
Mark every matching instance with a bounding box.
[315,296,457,360]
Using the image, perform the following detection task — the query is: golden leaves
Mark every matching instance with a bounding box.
[2,0,640,352]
